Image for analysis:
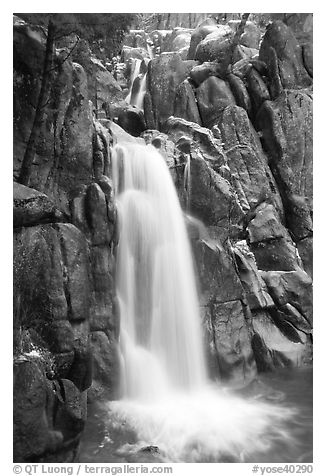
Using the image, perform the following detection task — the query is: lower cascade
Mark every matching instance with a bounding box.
[109,143,296,462]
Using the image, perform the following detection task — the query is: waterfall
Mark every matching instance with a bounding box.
[134,73,147,110]
[112,143,206,400]
[125,59,141,104]
[109,143,295,462]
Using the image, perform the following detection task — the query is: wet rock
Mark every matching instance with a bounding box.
[259,21,312,91]
[117,105,146,137]
[204,300,257,383]
[228,19,261,49]
[196,76,236,128]
[174,79,202,125]
[13,182,65,228]
[13,360,64,462]
[194,25,233,64]
[187,151,243,240]
[189,62,224,86]
[53,379,87,440]
[256,90,312,270]
[226,73,251,115]
[85,183,112,246]
[146,52,198,129]
[245,68,270,114]
[218,106,283,213]
[251,310,311,369]
[247,202,302,272]
[55,224,91,322]
[89,331,121,400]
[163,116,225,170]
[187,18,219,60]
[232,241,274,311]
[89,245,116,334]
[261,269,313,325]
[41,321,74,354]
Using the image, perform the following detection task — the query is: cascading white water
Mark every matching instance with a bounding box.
[109,143,295,462]
[125,59,141,104]
[112,142,206,400]
[133,73,147,110]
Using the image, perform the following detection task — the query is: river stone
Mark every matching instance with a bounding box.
[146,52,198,129]
[174,79,202,125]
[259,20,312,91]
[196,76,236,128]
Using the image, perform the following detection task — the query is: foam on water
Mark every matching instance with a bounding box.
[110,143,295,462]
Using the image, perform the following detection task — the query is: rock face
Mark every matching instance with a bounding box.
[13,13,313,461]
[13,19,118,463]
[259,21,312,95]
[144,52,198,129]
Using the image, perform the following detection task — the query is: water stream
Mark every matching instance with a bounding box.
[84,143,311,463]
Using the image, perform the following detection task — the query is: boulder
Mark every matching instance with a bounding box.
[251,310,311,369]
[117,105,147,137]
[14,182,65,228]
[194,25,234,65]
[259,21,312,92]
[228,19,261,49]
[89,57,123,109]
[187,18,219,59]
[247,202,302,272]
[261,269,313,325]
[174,79,202,124]
[196,76,236,128]
[189,61,224,86]
[145,52,198,129]
[163,116,225,171]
